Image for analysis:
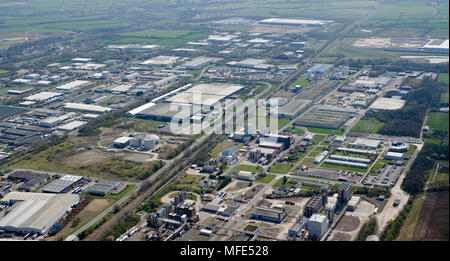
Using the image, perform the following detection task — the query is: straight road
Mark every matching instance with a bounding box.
[74,5,382,240]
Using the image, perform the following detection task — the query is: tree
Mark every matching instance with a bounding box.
[71,217,81,228]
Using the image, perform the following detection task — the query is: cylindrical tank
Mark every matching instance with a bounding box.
[143,134,159,150]
[143,138,156,150]
[131,138,141,148]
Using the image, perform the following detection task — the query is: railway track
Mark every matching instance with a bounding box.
[83,135,221,241]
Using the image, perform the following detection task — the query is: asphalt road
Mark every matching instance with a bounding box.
[71,5,386,240]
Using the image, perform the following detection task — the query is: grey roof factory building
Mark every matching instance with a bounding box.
[87,179,121,196]
[0,105,26,120]
[251,206,287,223]
[134,102,193,123]
[42,175,83,194]
[274,99,313,119]
[0,192,80,234]
[7,170,51,192]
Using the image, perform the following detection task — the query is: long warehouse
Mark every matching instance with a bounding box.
[329,155,371,164]
[0,192,80,234]
[323,159,368,169]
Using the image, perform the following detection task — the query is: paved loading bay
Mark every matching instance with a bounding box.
[329,200,376,241]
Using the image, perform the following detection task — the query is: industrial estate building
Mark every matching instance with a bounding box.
[369,97,406,110]
[42,175,86,194]
[181,57,218,70]
[131,102,192,122]
[304,194,324,218]
[338,182,353,203]
[384,152,404,161]
[56,80,91,91]
[323,159,368,169]
[251,206,287,223]
[24,92,63,102]
[259,18,331,27]
[63,103,112,114]
[87,179,121,196]
[419,39,449,53]
[7,171,51,192]
[307,214,329,239]
[0,192,80,234]
[294,106,353,129]
[350,138,380,149]
[140,56,180,67]
[273,98,312,119]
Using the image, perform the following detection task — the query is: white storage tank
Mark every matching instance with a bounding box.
[200,229,212,236]
[143,138,156,150]
[143,134,159,150]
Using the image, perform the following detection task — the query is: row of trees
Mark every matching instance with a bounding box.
[355,217,379,241]
[402,143,449,195]
[380,196,414,241]
[373,78,444,138]
[373,60,449,74]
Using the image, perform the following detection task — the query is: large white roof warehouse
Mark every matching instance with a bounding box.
[56,80,91,91]
[63,103,113,113]
[166,83,243,107]
[259,18,330,26]
[370,97,406,110]
[24,92,62,101]
[0,192,80,234]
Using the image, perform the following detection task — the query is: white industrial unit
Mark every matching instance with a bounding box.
[307,214,329,239]
[384,152,403,161]
[0,192,80,234]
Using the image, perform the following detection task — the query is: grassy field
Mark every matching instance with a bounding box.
[427,160,449,188]
[168,191,197,201]
[359,1,449,39]
[48,198,114,241]
[396,195,425,241]
[116,118,166,132]
[289,76,311,89]
[426,112,449,132]
[423,138,442,145]
[272,177,295,188]
[404,145,417,156]
[307,127,345,135]
[285,127,305,136]
[255,174,276,184]
[209,140,243,158]
[152,175,206,201]
[369,162,385,175]
[438,73,449,85]
[0,0,446,40]
[351,118,384,133]
[311,134,326,144]
[8,133,164,182]
[308,146,327,157]
[268,163,294,174]
[441,91,449,105]
[277,118,292,130]
[121,29,193,38]
[234,164,262,173]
